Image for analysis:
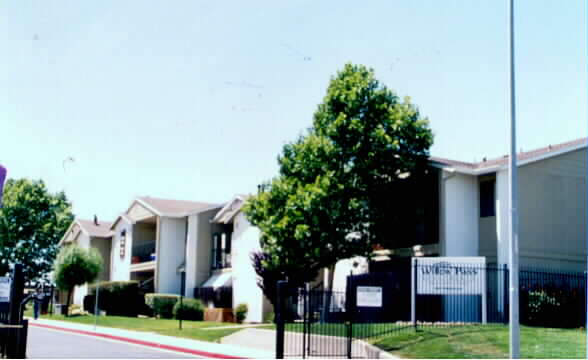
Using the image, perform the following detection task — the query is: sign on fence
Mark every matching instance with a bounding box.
[356,286,382,307]
[0,277,10,303]
[411,257,487,324]
[415,257,486,295]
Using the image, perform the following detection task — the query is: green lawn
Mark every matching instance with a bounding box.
[369,324,586,359]
[30,312,249,343]
[264,322,586,358]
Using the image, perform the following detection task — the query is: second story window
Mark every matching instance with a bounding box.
[212,232,231,270]
[480,179,495,217]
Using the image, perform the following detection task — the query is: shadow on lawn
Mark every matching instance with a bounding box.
[373,325,504,352]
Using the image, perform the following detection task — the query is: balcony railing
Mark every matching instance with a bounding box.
[211,248,231,270]
[194,286,233,308]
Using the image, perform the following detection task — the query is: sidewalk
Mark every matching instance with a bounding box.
[27,318,274,359]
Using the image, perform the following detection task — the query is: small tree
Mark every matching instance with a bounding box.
[53,245,102,316]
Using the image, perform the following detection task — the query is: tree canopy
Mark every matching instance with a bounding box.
[244,63,434,293]
[0,178,74,283]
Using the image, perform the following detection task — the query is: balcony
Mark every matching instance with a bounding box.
[132,242,156,264]
[211,248,231,270]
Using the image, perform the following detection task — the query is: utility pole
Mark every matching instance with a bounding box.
[508,0,520,358]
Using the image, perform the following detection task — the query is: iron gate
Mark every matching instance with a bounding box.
[276,281,353,358]
[0,264,28,359]
[275,265,416,358]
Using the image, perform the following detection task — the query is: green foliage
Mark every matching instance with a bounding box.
[145,293,180,319]
[235,303,248,323]
[84,281,147,317]
[0,178,74,282]
[53,245,103,292]
[244,63,433,295]
[173,298,204,321]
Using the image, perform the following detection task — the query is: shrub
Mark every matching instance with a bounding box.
[145,293,180,319]
[173,298,204,321]
[527,290,560,325]
[87,281,147,317]
[235,303,248,323]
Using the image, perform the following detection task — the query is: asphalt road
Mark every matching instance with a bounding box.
[27,325,201,358]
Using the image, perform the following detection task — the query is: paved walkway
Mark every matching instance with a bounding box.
[27,318,274,359]
[222,328,398,359]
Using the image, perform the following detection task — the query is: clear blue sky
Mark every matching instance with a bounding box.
[1,1,585,221]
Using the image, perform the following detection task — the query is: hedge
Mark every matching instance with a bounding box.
[173,298,204,321]
[145,293,181,319]
[84,281,148,317]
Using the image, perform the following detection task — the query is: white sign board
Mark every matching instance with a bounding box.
[414,257,486,295]
[0,277,11,303]
[411,257,487,324]
[356,286,382,307]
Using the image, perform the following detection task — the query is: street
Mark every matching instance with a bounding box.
[27,325,201,358]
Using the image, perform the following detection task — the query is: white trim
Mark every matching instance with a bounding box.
[130,260,156,272]
[211,195,247,223]
[110,213,133,230]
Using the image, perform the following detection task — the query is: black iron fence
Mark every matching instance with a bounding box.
[276,263,587,358]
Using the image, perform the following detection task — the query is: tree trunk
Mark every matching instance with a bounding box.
[65,288,72,317]
[321,265,336,322]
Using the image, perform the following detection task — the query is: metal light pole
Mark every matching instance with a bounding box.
[508,0,520,358]
[94,284,100,331]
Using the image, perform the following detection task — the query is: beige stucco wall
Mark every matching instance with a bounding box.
[440,172,479,257]
[133,223,156,247]
[90,237,111,282]
[517,149,587,271]
[156,217,187,294]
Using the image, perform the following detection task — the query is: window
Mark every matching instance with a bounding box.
[479,180,495,217]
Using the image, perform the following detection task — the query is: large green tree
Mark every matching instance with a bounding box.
[0,178,74,283]
[245,63,434,302]
[53,244,102,316]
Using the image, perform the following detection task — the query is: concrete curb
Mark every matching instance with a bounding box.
[29,322,245,359]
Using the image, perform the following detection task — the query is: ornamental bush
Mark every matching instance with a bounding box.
[235,303,248,323]
[145,293,180,319]
[173,298,204,321]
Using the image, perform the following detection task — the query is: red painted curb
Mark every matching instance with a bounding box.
[30,322,246,359]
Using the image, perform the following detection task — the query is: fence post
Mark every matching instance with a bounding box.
[276,280,287,359]
[7,264,24,359]
[345,271,353,359]
[503,264,508,324]
[411,259,417,331]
